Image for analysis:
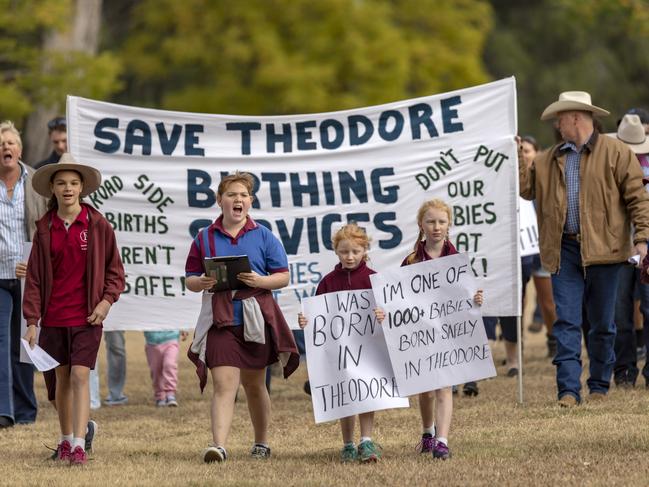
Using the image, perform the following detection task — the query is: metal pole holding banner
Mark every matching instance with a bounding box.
[517,315,523,404]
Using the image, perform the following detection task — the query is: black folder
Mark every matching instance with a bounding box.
[203,255,252,292]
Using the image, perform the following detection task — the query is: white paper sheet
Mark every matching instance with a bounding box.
[20,339,59,371]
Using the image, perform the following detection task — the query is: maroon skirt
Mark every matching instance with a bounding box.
[205,324,278,370]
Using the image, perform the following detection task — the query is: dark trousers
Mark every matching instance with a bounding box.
[613,264,649,385]
[0,279,37,424]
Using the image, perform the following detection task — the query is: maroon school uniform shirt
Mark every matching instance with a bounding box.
[316,259,376,295]
[43,206,89,326]
[401,239,457,266]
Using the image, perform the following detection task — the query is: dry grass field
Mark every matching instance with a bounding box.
[2,328,649,487]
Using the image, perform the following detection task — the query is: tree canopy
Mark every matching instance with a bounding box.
[3,0,649,158]
[485,0,649,145]
[0,0,121,123]
[114,0,493,114]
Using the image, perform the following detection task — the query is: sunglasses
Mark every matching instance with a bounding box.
[47,117,67,130]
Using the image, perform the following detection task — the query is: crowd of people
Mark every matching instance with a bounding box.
[1,90,649,466]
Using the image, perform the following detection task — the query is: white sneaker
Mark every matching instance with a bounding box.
[203,445,226,463]
[166,395,178,407]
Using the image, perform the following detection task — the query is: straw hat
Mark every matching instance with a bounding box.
[540,91,610,121]
[32,152,102,197]
[607,114,649,154]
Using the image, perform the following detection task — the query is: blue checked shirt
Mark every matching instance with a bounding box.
[561,141,583,234]
[0,164,26,279]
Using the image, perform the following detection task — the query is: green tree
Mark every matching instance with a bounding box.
[0,0,122,161]
[112,0,493,115]
[485,0,649,146]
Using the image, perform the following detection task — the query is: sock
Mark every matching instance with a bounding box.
[359,436,371,445]
[343,441,355,448]
[60,434,73,444]
[423,424,435,436]
[254,442,269,448]
[72,437,85,451]
[437,436,448,446]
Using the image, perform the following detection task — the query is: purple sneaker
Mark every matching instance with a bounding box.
[416,434,436,454]
[432,440,451,460]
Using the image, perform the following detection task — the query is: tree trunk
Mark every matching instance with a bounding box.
[22,0,103,166]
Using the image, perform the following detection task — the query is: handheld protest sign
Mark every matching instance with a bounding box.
[370,253,496,397]
[303,289,409,423]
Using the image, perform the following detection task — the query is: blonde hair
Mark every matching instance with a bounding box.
[332,222,371,261]
[217,171,255,198]
[0,120,22,149]
[406,198,452,264]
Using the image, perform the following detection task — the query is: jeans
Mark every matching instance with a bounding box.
[104,330,127,401]
[89,363,101,409]
[0,279,37,424]
[551,238,621,402]
[612,265,649,385]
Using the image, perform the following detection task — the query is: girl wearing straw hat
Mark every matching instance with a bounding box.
[22,153,125,466]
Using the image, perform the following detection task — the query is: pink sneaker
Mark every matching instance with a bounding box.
[69,446,88,466]
[55,440,72,461]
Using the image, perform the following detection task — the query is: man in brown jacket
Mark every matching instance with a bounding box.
[519,91,649,407]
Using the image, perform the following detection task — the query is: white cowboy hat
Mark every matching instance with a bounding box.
[606,114,649,154]
[32,152,102,197]
[540,91,610,121]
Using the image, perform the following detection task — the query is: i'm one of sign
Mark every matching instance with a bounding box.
[370,253,496,397]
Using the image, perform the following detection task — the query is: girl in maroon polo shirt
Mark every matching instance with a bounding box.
[402,198,483,461]
[298,223,383,464]
[22,153,125,466]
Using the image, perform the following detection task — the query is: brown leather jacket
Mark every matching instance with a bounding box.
[519,131,649,273]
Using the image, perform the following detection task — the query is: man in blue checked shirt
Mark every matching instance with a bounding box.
[519,91,649,407]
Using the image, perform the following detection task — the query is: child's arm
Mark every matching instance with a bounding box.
[15,262,26,278]
[23,325,37,349]
[237,271,289,290]
[374,308,385,323]
[186,274,217,292]
[88,300,112,326]
[297,313,307,329]
[473,289,484,306]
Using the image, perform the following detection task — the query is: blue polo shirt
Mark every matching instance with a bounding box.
[185,215,288,325]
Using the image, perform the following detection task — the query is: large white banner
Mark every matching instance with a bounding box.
[303,290,409,423]
[370,253,496,396]
[66,77,519,330]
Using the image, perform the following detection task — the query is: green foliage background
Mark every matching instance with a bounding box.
[485,0,649,145]
[1,0,648,149]
[0,0,122,122]
[114,0,492,114]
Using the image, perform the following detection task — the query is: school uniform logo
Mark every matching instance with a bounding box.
[79,229,88,251]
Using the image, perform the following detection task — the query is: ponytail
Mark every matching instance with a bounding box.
[406,228,424,264]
